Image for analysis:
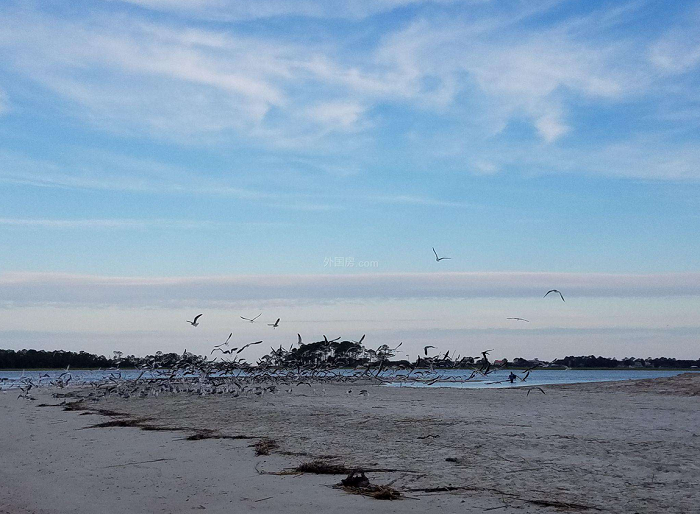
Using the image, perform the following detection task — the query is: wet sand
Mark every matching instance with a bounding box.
[1,374,698,513]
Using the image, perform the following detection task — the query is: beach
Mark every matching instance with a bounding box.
[1,374,698,513]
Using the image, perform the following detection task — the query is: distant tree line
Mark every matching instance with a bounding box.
[550,355,700,369]
[0,349,200,369]
[1,348,698,370]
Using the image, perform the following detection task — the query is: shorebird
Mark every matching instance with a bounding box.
[507,317,530,322]
[241,314,262,323]
[544,289,565,302]
[526,387,546,396]
[213,333,233,349]
[236,341,263,354]
[432,247,451,261]
[186,314,203,327]
[268,318,280,329]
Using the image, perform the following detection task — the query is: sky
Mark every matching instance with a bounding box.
[1,0,699,360]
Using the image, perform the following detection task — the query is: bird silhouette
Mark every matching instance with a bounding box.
[544,290,565,302]
[186,314,203,327]
[432,247,451,261]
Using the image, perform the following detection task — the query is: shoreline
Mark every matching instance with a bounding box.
[1,366,699,371]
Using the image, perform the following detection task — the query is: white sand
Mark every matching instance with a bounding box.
[1,374,699,513]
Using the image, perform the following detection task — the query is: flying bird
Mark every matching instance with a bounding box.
[241,313,262,323]
[186,314,203,327]
[236,340,263,354]
[268,318,280,329]
[507,317,530,322]
[424,345,436,356]
[432,247,451,261]
[544,289,565,302]
[526,387,546,396]
[352,334,366,345]
[213,333,233,348]
[297,334,302,345]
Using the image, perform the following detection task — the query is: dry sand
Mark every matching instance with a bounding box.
[1,374,699,513]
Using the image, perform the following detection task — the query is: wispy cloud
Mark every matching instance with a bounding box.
[0,149,472,208]
[103,0,485,21]
[3,271,700,308]
[0,218,287,230]
[0,1,663,147]
[0,0,699,185]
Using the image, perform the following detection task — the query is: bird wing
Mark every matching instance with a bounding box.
[558,291,565,302]
[193,314,203,322]
[240,316,250,321]
[297,334,302,345]
[358,334,365,344]
[432,247,439,260]
[253,313,262,320]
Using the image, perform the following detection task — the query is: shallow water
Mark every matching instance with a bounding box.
[385,368,699,389]
[1,367,697,391]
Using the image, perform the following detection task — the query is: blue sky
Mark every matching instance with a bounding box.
[1,0,699,359]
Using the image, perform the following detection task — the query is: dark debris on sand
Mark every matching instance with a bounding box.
[336,470,402,500]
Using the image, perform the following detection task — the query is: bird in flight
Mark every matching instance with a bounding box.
[424,345,436,355]
[507,317,530,322]
[186,314,203,327]
[526,387,546,396]
[268,318,280,329]
[213,333,233,349]
[544,289,565,302]
[432,247,451,261]
[236,340,263,354]
[352,334,366,345]
[241,313,262,323]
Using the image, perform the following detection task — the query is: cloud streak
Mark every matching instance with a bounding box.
[2,271,700,308]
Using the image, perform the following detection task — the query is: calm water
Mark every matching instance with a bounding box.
[385,368,699,389]
[1,368,696,391]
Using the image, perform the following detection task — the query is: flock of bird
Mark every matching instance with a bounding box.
[7,248,564,400]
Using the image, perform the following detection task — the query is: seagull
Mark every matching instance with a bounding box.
[432,247,451,262]
[544,289,565,302]
[268,318,280,329]
[352,334,366,344]
[297,334,302,346]
[241,313,262,323]
[186,314,203,327]
[526,387,546,396]
[236,340,263,354]
[507,317,530,322]
[213,333,233,349]
[424,345,436,356]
